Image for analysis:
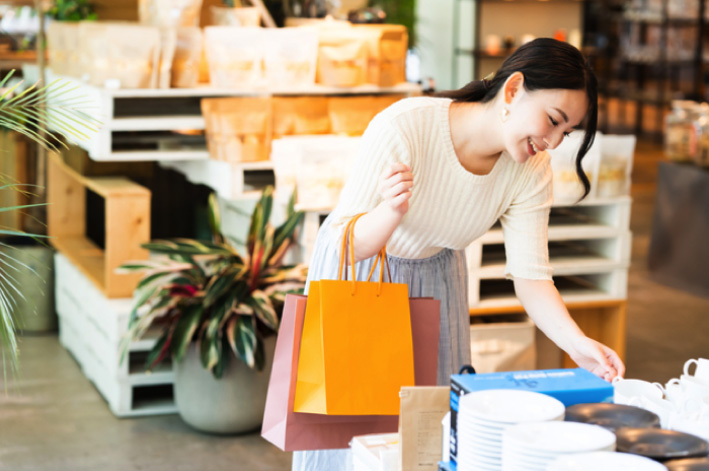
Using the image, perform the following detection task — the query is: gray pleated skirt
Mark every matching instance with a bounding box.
[292,215,471,471]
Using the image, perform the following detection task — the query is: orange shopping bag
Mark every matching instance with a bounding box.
[294,214,415,415]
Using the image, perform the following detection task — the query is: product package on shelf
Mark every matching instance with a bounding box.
[171,27,202,88]
[204,26,265,89]
[47,21,80,77]
[201,96,273,163]
[208,5,261,26]
[262,27,319,89]
[272,97,331,137]
[78,22,161,89]
[138,0,202,28]
[351,433,399,471]
[448,368,614,471]
[353,24,409,87]
[316,27,369,87]
[156,28,177,89]
[328,95,404,136]
[548,132,601,203]
[597,134,636,198]
[271,135,360,209]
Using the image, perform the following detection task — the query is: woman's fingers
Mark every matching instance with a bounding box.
[380,162,411,181]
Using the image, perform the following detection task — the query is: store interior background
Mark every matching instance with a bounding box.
[0,0,707,470]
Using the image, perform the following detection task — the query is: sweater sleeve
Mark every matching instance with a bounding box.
[499,156,554,281]
[327,112,412,241]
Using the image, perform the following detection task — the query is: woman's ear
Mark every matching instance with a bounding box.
[503,72,525,105]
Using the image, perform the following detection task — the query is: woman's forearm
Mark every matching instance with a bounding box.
[350,202,403,261]
[513,278,585,353]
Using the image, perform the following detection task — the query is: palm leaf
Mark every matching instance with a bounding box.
[0,70,99,376]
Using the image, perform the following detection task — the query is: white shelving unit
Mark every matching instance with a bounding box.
[55,253,177,418]
[467,196,632,310]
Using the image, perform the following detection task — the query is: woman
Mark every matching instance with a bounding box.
[292,37,625,470]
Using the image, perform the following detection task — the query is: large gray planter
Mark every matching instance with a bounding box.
[0,242,56,332]
[174,336,276,435]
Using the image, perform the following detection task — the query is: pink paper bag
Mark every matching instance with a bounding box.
[261,294,439,451]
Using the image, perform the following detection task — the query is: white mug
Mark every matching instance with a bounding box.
[684,358,709,384]
[613,377,664,405]
[679,374,709,400]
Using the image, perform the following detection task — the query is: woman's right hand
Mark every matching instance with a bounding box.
[379,162,413,217]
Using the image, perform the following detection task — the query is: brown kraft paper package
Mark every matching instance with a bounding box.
[272,97,331,137]
[201,97,272,162]
[171,27,203,88]
[328,95,405,136]
[399,386,450,471]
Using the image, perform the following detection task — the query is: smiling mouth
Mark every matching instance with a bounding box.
[528,137,540,155]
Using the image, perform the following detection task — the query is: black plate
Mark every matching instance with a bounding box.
[666,458,709,471]
[565,403,661,431]
[616,428,709,461]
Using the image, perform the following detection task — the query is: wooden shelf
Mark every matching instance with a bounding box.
[47,152,150,298]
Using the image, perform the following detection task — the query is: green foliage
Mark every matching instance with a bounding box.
[120,187,307,378]
[48,0,98,21]
[0,70,100,380]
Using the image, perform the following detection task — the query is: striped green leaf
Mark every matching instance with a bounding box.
[227,315,257,369]
[170,304,204,363]
[248,290,279,330]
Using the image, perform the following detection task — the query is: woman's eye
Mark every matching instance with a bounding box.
[563,131,572,138]
[549,116,558,126]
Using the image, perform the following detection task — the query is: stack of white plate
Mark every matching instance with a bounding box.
[547,451,668,471]
[501,421,617,471]
[456,389,566,471]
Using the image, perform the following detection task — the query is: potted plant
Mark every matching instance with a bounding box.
[119,186,307,434]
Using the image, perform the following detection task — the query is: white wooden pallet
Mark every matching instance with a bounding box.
[46,70,421,162]
[54,253,177,418]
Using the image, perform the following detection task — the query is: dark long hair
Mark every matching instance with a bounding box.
[438,38,597,199]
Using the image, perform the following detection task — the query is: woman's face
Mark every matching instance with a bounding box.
[503,87,589,164]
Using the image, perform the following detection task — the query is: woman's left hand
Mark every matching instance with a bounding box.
[568,336,625,382]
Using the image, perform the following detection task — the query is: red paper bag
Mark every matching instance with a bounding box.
[261,293,439,451]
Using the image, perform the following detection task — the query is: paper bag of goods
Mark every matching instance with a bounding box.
[138,0,202,28]
[317,28,369,87]
[353,24,408,87]
[272,97,331,137]
[171,27,202,88]
[208,5,261,27]
[47,21,80,77]
[204,26,264,89]
[263,27,318,89]
[271,135,360,208]
[78,22,160,89]
[598,134,636,198]
[201,97,272,162]
[351,433,399,471]
[399,387,450,471]
[156,28,177,89]
[548,132,601,203]
[328,95,404,136]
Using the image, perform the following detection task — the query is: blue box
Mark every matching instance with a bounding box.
[448,368,613,471]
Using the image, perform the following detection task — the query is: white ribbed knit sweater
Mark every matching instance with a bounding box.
[330,96,554,280]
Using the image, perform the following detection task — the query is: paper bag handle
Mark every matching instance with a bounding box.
[337,213,389,295]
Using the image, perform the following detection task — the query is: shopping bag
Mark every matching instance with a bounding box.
[294,214,416,415]
[261,294,398,451]
[261,293,440,451]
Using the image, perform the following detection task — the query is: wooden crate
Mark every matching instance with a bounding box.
[47,152,150,298]
[55,253,177,417]
[0,131,29,232]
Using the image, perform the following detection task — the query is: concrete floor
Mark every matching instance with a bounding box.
[1,140,708,471]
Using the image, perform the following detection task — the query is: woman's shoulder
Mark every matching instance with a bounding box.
[377,96,450,124]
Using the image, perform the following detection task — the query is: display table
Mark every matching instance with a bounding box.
[648,161,709,298]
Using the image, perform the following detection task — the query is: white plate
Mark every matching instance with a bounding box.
[503,421,617,454]
[459,389,566,424]
[547,451,669,471]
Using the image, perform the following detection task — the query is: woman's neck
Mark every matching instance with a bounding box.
[449,100,505,175]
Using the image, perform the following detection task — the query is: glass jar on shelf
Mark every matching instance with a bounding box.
[664,100,700,163]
